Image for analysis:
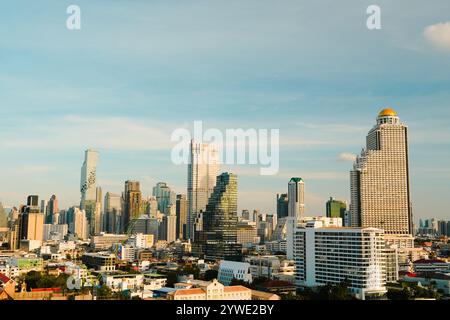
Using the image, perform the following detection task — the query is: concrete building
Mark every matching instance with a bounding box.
[413,259,450,274]
[168,279,251,300]
[81,252,116,272]
[43,224,68,241]
[294,218,387,300]
[102,273,144,292]
[218,260,252,285]
[90,233,128,250]
[122,181,142,233]
[19,212,44,243]
[69,207,88,240]
[286,177,305,259]
[176,194,188,240]
[326,197,347,222]
[236,221,259,247]
[350,109,413,240]
[103,192,122,234]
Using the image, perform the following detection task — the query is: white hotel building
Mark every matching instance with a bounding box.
[294,218,387,300]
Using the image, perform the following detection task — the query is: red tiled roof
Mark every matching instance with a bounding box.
[0,273,11,284]
[173,288,205,296]
[31,288,61,292]
[224,286,250,293]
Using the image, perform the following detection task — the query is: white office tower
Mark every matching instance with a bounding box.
[350,109,413,248]
[187,140,219,240]
[286,177,305,259]
[288,177,305,219]
[71,207,88,240]
[80,149,99,208]
[294,218,387,300]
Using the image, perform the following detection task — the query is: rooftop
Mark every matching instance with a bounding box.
[378,108,397,117]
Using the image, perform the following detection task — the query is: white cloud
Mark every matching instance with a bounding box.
[338,152,357,162]
[424,22,450,51]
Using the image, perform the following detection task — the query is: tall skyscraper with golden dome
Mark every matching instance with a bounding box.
[350,109,413,240]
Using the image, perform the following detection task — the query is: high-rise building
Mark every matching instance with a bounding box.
[286,177,305,259]
[276,193,289,219]
[294,218,386,300]
[165,205,177,243]
[176,194,188,240]
[46,195,59,225]
[92,186,103,234]
[71,207,88,240]
[80,149,99,207]
[104,192,122,234]
[122,181,142,233]
[26,195,39,210]
[152,182,176,215]
[288,178,305,220]
[145,196,158,218]
[18,195,44,243]
[19,212,44,242]
[40,200,47,218]
[438,220,448,237]
[194,172,242,262]
[350,109,413,237]
[326,197,347,221]
[187,140,220,240]
[236,220,259,246]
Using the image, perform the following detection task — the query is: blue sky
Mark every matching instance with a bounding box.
[1,0,450,222]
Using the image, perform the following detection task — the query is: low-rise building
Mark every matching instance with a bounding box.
[8,257,43,275]
[90,233,128,250]
[102,273,144,292]
[81,252,116,272]
[413,259,450,274]
[218,260,252,285]
[403,272,450,295]
[167,279,251,300]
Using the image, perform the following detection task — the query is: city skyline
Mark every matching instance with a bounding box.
[1,1,450,221]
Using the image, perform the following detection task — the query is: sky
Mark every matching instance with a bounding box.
[0,0,450,223]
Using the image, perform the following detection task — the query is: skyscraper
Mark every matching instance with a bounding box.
[19,196,44,242]
[152,182,176,215]
[326,197,347,221]
[350,109,413,237]
[46,195,59,225]
[176,194,188,240]
[288,178,305,220]
[104,192,122,234]
[122,181,142,233]
[165,204,177,243]
[194,172,242,262]
[80,149,99,207]
[187,140,220,240]
[276,193,289,219]
[286,177,305,259]
[70,207,88,240]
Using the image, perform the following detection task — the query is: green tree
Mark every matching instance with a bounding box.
[96,285,112,300]
[204,270,218,281]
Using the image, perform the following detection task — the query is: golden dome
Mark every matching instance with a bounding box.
[378,108,397,117]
